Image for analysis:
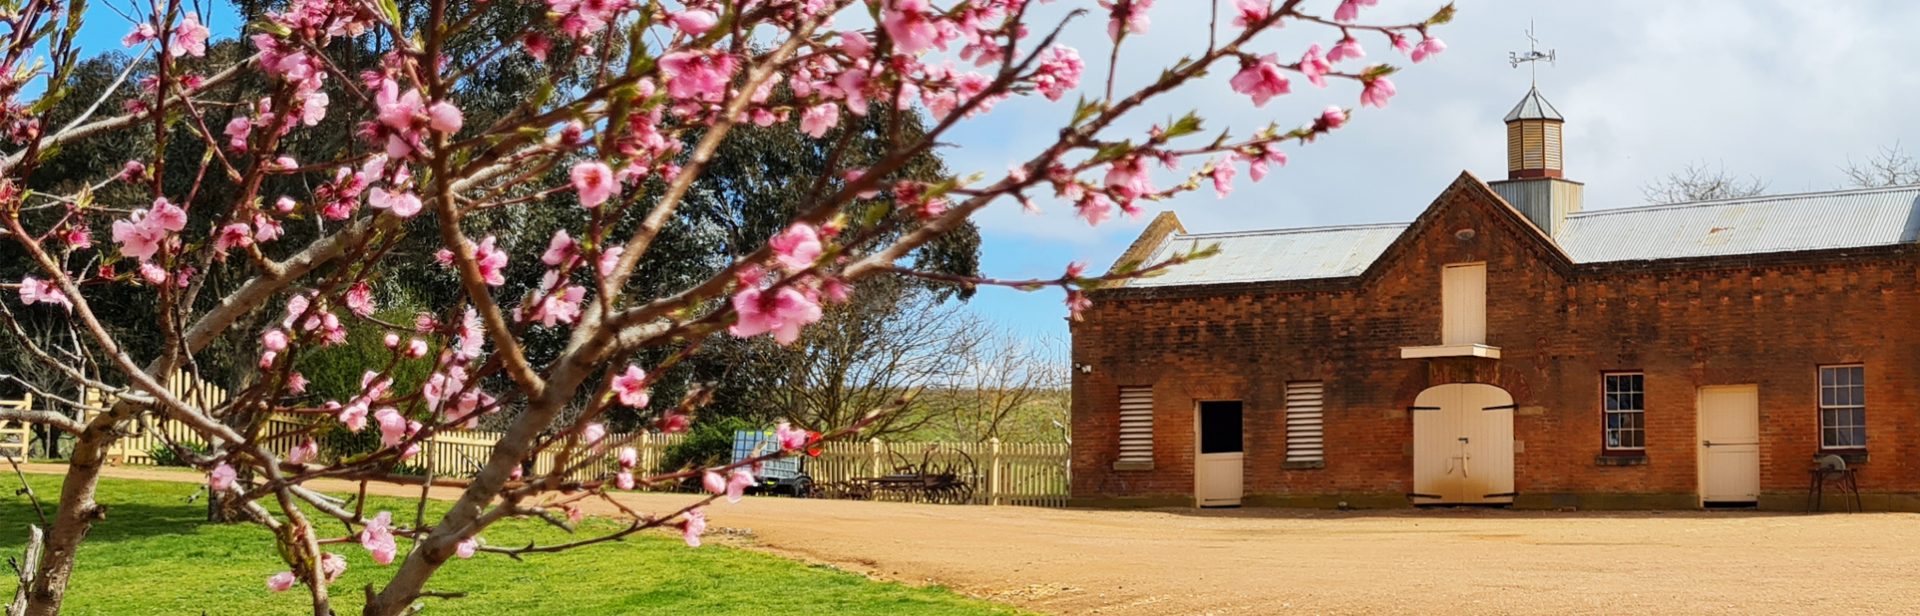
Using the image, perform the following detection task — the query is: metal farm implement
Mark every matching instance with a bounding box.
[826,445,978,505]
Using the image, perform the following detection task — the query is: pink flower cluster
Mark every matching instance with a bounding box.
[16,277,70,312]
[360,511,398,565]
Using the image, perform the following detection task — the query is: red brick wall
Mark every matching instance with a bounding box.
[1071,174,1920,507]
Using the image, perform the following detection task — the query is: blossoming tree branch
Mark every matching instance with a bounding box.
[0,0,1449,613]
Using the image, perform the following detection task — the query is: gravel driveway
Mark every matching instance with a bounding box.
[38,464,1920,615]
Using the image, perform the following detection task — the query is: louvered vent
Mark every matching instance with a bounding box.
[1117,386,1154,465]
[1285,382,1325,464]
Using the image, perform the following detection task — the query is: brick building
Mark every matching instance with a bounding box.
[1069,86,1920,510]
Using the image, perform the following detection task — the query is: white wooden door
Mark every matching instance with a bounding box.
[1442,263,1487,345]
[1195,401,1244,507]
[1698,385,1760,504]
[1413,384,1515,504]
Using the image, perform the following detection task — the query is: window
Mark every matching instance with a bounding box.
[1819,365,1866,450]
[1442,263,1487,345]
[1602,373,1645,451]
[1116,386,1154,466]
[1284,382,1325,464]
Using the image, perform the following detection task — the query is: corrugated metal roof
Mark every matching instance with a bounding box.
[1503,86,1563,122]
[1130,223,1406,287]
[1125,185,1920,288]
[1556,185,1920,262]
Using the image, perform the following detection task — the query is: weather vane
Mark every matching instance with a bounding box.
[1507,21,1556,86]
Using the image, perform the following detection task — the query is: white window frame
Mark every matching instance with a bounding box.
[1601,372,1645,452]
[1818,365,1867,450]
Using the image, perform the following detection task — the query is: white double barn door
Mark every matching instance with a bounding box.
[1412,384,1515,505]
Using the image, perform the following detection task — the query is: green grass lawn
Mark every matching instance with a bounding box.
[0,474,1020,615]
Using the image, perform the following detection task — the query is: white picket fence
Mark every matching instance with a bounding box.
[0,395,33,459]
[77,371,1072,506]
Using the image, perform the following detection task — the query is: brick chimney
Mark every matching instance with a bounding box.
[1488,86,1583,238]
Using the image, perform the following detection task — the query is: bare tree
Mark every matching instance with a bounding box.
[919,331,1067,443]
[1842,143,1920,188]
[736,280,982,439]
[1641,161,1768,204]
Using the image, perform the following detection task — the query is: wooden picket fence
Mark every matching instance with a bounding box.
[805,438,1071,507]
[0,395,33,460]
[82,371,1072,506]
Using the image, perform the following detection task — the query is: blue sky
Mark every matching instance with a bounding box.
[68,1,1920,342]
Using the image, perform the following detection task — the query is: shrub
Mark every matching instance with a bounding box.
[660,416,757,474]
[147,442,209,467]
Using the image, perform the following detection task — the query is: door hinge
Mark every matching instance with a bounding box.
[1483,403,1517,411]
[1409,405,1442,412]
[1484,491,1518,498]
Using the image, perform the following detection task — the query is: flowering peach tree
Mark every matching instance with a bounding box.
[0,0,1449,613]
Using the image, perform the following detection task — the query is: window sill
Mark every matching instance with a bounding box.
[1112,460,1155,472]
[1816,451,1869,465]
[1282,461,1325,470]
[1595,454,1648,466]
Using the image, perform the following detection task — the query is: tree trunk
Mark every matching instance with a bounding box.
[22,434,109,616]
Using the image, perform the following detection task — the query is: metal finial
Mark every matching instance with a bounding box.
[1507,20,1556,86]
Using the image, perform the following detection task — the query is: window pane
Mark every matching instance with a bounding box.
[1199,401,1242,454]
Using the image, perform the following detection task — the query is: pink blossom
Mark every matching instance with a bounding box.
[360,511,398,565]
[770,223,823,273]
[1319,106,1348,131]
[581,422,607,449]
[840,30,872,59]
[224,116,252,150]
[726,469,753,503]
[274,196,297,213]
[1329,37,1366,63]
[570,161,617,208]
[405,338,428,358]
[658,51,737,102]
[681,508,707,547]
[800,104,840,138]
[659,413,690,433]
[139,262,168,285]
[288,373,308,394]
[209,462,236,492]
[1412,37,1447,63]
[527,279,586,327]
[1300,44,1332,88]
[1231,0,1269,27]
[1230,54,1291,107]
[288,438,319,464]
[775,421,810,450]
[345,282,376,317]
[171,14,209,58]
[1066,290,1093,320]
[368,187,423,218]
[123,23,157,47]
[1392,33,1414,55]
[566,506,584,523]
[728,286,823,345]
[119,160,147,182]
[211,223,252,257]
[1244,143,1287,182]
[703,470,727,496]
[522,33,551,62]
[615,471,635,490]
[598,246,624,277]
[1033,46,1084,101]
[1209,160,1236,199]
[474,236,508,286]
[383,332,400,349]
[1334,0,1377,22]
[263,329,289,352]
[1360,75,1396,108]
[427,101,463,133]
[375,407,407,447]
[319,553,347,583]
[297,90,329,126]
[150,198,187,232]
[671,10,718,35]
[338,402,369,432]
[881,0,942,54]
[253,214,284,242]
[1076,193,1115,226]
[58,225,89,248]
[455,537,479,559]
[612,364,650,408]
[618,447,638,469]
[1100,0,1153,41]
[17,277,71,312]
[541,230,578,266]
[1104,157,1154,200]
[266,571,296,592]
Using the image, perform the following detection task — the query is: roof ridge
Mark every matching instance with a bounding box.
[1174,221,1408,239]
[1571,184,1920,218]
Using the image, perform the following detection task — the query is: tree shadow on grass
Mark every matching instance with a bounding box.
[0,476,224,549]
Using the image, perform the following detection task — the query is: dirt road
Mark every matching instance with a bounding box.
[28,464,1920,615]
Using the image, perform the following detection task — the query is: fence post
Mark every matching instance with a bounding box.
[869,438,882,478]
[987,437,1002,506]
